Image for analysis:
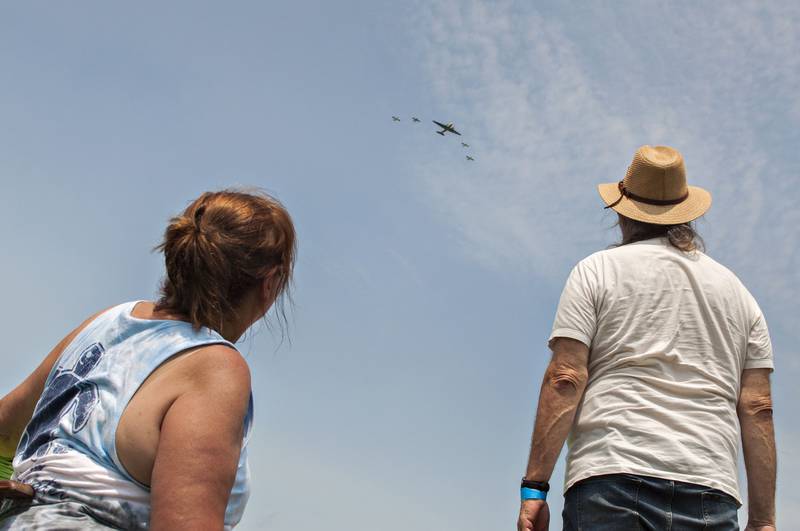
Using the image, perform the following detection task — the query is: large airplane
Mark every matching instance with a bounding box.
[392,116,401,122]
[433,120,461,136]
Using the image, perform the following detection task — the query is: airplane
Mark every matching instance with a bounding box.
[466,155,475,161]
[433,120,461,136]
[392,116,401,122]
[461,142,470,148]
[412,117,421,122]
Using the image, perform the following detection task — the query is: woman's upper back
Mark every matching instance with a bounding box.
[10,301,253,530]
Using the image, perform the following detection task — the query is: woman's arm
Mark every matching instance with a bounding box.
[0,309,108,457]
[149,345,251,531]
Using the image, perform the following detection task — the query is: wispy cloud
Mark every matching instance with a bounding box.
[411,0,799,332]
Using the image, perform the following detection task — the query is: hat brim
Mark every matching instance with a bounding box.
[598,182,712,225]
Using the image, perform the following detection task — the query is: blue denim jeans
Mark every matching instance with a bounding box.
[563,473,740,530]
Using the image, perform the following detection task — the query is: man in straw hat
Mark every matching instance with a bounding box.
[517,146,776,530]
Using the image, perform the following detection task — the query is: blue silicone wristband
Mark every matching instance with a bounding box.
[521,487,547,501]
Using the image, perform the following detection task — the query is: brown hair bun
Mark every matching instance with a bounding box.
[154,189,296,331]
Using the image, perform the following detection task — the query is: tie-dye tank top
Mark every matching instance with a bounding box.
[1,301,253,529]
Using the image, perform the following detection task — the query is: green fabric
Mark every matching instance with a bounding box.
[0,455,13,480]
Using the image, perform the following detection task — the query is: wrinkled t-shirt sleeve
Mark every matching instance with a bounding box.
[548,259,597,349]
[744,304,774,371]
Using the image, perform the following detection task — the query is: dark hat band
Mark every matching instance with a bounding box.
[604,181,690,210]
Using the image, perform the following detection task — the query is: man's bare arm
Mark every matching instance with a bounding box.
[738,368,776,529]
[524,337,590,482]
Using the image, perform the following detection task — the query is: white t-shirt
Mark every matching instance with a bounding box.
[550,238,773,502]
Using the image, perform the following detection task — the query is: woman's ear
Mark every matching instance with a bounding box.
[261,274,273,303]
[260,268,281,307]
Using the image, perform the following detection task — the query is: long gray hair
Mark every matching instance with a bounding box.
[614,214,705,253]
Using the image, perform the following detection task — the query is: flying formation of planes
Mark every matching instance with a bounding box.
[391,115,475,161]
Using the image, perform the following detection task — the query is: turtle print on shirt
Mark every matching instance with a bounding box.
[18,342,104,460]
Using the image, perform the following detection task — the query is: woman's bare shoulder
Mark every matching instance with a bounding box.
[167,343,251,396]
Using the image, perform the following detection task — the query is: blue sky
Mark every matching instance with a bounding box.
[1,1,797,529]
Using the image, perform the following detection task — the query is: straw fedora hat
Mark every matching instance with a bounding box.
[598,145,712,225]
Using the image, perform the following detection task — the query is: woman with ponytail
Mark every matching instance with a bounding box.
[0,189,296,530]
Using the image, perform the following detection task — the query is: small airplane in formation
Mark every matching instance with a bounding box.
[466,155,475,161]
[412,117,421,122]
[433,120,461,136]
[392,116,401,122]
[461,142,470,148]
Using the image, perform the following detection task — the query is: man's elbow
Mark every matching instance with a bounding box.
[737,394,774,419]
[546,365,589,393]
